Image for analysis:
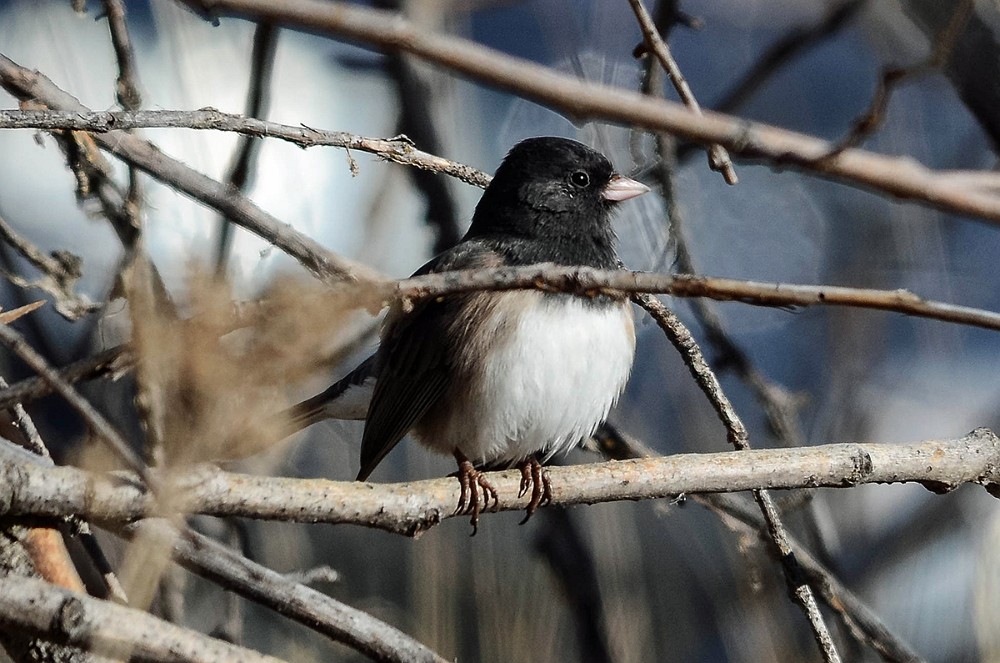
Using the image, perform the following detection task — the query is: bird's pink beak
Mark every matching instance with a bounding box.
[602,174,650,202]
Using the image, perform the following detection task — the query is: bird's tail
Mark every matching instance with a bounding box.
[282,355,377,437]
[284,391,336,436]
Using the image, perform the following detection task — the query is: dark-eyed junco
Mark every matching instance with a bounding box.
[290,137,649,529]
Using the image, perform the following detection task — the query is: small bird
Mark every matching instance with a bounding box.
[290,137,649,529]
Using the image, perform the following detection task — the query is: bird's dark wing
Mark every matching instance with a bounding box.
[357,242,501,480]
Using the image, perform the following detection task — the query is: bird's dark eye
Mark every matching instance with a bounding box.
[570,171,590,188]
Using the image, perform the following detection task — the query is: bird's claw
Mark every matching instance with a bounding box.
[517,456,552,524]
[455,458,499,535]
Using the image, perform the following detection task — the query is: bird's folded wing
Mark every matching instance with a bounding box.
[355,248,473,481]
[357,298,454,480]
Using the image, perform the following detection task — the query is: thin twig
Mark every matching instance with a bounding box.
[0,390,129,606]
[210,520,249,643]
[0,59,379,283]
[6,99,1000,228]
[101,0,146,256]
[633,294,841,662]
[0,375,48,458]
[640,62,807,445]
[0,260,994,462]
[376,0,462,253]
[2,264,998,415]
[712,0,865,115]
[626,0,736,184]
[75,527,129,605]
[699,493,926,663]
[0,324,146,478]
[592,422,924,662]
[0,109,491,188]
[102,0,143,110]
[215,21,279,274]
[0,344,130,410]
[391,266,1000,332]
[0,381,91,609]
[824,0,974,157]
[0,211,97,320]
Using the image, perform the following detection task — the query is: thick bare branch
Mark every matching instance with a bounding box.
[179,0,1000,226]
[1,430,996,536]
[131,521,449,663]
[0,525,90,663]
[0,574,285,663]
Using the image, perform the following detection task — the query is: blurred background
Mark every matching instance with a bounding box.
[1,0,999,661]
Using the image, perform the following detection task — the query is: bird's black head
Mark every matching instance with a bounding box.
[466,137,649,268]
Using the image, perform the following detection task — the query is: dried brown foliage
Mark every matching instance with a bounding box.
[123,262,388,468]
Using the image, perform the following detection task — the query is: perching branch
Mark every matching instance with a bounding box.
[2,429,996,536]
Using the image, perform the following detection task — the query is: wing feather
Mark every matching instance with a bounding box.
[357,242,501,480]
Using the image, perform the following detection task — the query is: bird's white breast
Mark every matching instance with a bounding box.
[416,292,635,466]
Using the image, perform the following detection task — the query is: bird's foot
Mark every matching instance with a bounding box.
[517,456,552,524]
[454,457,499,535]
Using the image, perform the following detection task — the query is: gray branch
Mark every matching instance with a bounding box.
[138,521,449,663]
[0,108,491,188]
[177,0,1000,227]
[0,574,285,663]
[0,57,377,284]
[1,429,996,536]
[396,266,1000,332]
